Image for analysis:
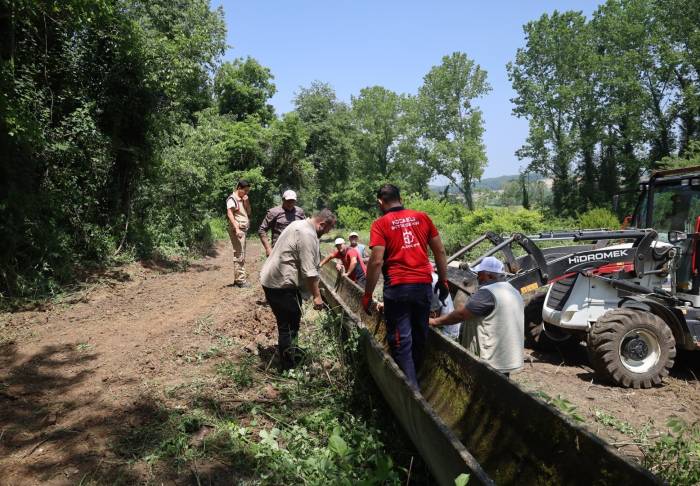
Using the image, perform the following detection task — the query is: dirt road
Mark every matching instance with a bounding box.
[2,239,700,484]
[513,342,700,463]
[0,241,278,484]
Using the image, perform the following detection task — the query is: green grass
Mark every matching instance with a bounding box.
[216,354,256,389]
[112,307,405,485]
[532,391,584,423]
[593,409,700,485]
[207,217,229,241]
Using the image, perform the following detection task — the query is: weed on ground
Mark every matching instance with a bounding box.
[592,410,700,485]
[110,307,410,485]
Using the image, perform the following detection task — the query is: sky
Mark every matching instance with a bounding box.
[213,1,603,179]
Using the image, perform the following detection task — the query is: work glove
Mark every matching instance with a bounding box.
[361,292,374,315]
[435,279,449,305]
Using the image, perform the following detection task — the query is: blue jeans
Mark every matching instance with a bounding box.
[383,283,432,388]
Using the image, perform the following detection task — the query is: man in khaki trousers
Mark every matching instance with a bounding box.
[226,180,252,287]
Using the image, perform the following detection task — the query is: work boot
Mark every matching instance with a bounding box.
[287,346,308,367]
[279,348,295,371]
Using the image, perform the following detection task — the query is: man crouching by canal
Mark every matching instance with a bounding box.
[362,184,449,389]
[429,256,524,376]
[260,209,337,370]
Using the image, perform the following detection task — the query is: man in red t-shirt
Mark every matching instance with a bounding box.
[320,238,367,286]
[362,184,448,388]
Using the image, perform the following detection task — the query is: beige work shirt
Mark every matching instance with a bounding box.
[226,192,249,230]
[260,219,320,290]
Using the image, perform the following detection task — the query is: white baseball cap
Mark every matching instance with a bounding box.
[348,232,359,238]
[472,256,505,274]
[282,190,297,201]
[334,237,345,245]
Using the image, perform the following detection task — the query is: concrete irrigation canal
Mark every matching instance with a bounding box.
[319,264,661,486]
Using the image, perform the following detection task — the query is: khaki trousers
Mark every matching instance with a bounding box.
[227,225,247,284]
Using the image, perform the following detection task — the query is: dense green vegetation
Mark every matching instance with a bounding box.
[2,0,700,301]
[508,0,700,215]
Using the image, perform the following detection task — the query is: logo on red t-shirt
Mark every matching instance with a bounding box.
[369,208,438,286]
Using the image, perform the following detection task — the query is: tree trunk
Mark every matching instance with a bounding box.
[675,71,697,156]
[551,150,571,215]
[520,173,530,209]
[0,2,13,62]
[459,181,474,211]
[599,130,619,207]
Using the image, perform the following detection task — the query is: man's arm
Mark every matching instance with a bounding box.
[306,276,324,310]
[345,256,358,278]
[243,194,251,216]
[430,305,474,327]
[227,207,243,238]
[430,289,494,327]
[298,231,323,309]
[319,252,336,267]
[428,234,448,283]
[258,210,274,256]
[363,245,384,299]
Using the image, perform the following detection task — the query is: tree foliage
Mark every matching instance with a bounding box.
[5,0,699,301]
[214,57,276,123]
[414,52,491,210]
[0,0,225,298]
[509,0,700,216]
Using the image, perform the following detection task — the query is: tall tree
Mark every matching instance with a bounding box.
[0,0,226,296]
[266,112,313,199]
[655,0,700,155]
[415,52,491,210]
[350,86,404,179]
[214,57,276,124]
[593,0,677,165]
[293,81,356,208]
[508,11,591,215]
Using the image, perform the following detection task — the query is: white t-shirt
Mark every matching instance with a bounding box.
[431,273,460,339]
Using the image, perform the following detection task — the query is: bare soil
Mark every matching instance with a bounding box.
[513,344,700,462]
[0,241,278,485]
[2,239,699,484]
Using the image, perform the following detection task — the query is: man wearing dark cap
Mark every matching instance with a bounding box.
[226,180,252,287]
[258,189,306,257]
[362,183,449,389]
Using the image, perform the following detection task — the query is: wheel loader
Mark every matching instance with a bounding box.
[446,165,700,388]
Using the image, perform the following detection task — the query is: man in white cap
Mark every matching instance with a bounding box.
[429,256,524,375]
[320,237,367,286]
[258,190,306,257]
[348,231,368,263]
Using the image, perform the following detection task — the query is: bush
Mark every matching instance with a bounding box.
[577,208,620,230]
[336,206,372,231]
[403,195,550,254]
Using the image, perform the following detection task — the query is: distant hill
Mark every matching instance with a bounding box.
[430,173,543,194]
[473,175,519,190]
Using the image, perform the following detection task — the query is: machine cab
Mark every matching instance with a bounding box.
[632,166,700,298]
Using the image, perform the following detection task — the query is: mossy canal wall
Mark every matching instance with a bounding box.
[319,265,661,486]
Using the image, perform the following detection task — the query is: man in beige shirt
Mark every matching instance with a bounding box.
[226,180,252,287]
[260,209,337,369]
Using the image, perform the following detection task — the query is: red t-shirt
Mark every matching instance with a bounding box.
[331,247,367,282]
[369,207,438,286]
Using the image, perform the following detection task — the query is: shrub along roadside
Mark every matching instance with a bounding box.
[331,195,624,258]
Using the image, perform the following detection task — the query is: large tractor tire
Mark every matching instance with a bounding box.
[524,296,575,351]
[587,308,676,389]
